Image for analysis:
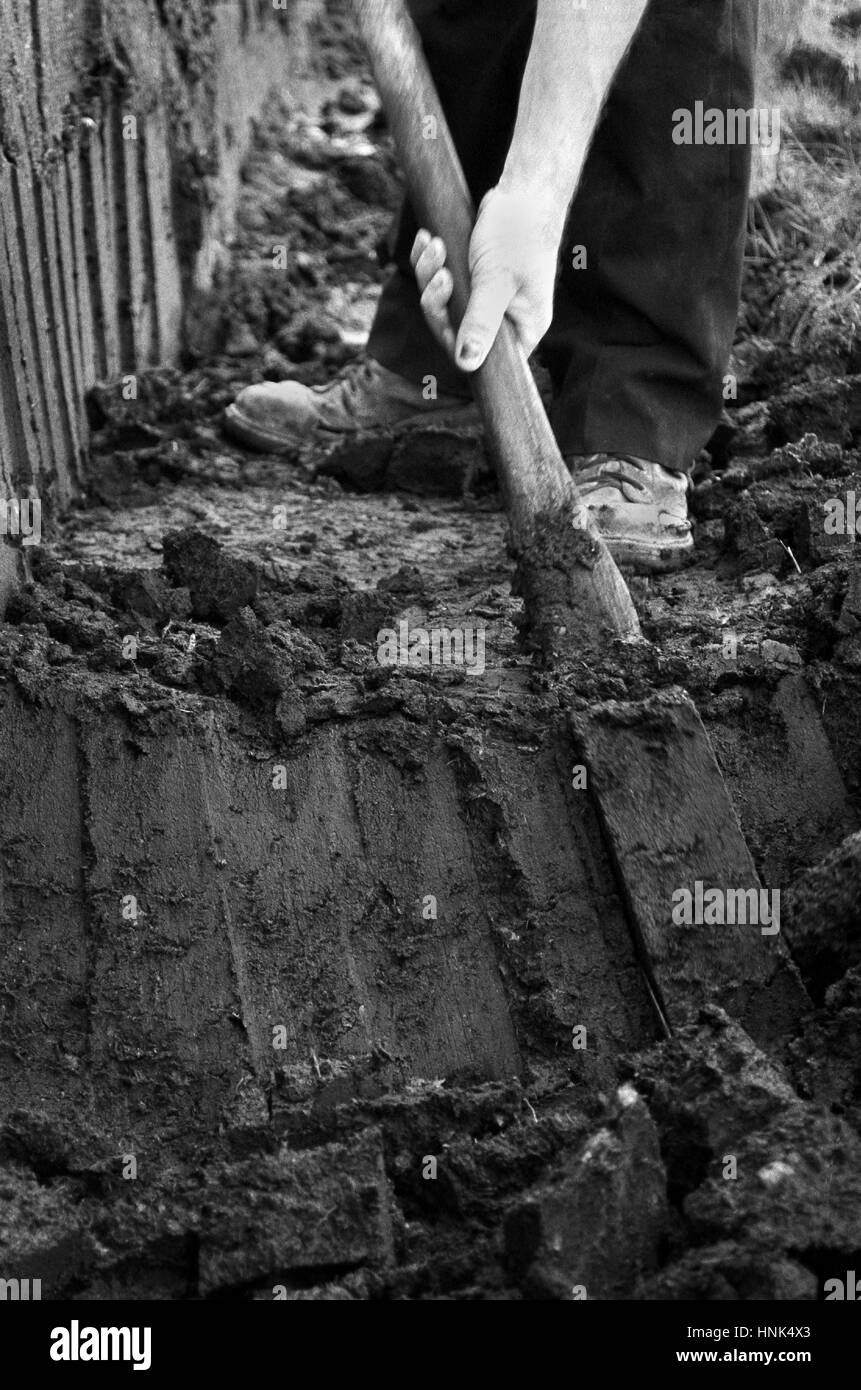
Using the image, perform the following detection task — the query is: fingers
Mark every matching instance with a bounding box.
[410,229,432,272]
[420,268,456,359]
[455,267,517,372]
[410,230,442,284]
[411,230,457,358]
[410,224,550,370]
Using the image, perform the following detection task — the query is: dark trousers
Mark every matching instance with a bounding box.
[366,0,759,472]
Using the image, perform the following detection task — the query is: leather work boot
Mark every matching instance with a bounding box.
[224,357,480,452]
[568,453,694,573]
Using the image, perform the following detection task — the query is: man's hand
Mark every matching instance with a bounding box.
[409,0,649,374]
[410,185,563,372]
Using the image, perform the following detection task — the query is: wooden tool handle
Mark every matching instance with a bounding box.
[355,0,641,647]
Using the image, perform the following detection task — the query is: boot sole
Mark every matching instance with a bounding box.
[604,530,695,574]
[223,405,303,454]
[223,402,481,454]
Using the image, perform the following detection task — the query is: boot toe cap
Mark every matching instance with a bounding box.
[227,381,317,448]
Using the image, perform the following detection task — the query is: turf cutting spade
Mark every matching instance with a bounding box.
[355,0,809,1045]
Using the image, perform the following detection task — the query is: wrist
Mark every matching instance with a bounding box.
[493,171,571,248]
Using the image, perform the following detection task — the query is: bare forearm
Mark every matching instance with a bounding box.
[500,0,649,233]
[413,1,652,369]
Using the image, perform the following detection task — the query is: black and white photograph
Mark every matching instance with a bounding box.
[0,0,859,1355]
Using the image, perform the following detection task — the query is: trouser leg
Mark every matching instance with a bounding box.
[546,0,759,471]
[367,0,759,473]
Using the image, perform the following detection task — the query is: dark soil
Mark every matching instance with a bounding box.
[1,14,860,1301]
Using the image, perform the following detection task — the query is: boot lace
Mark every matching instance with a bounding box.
[577,454,650,495]
[318,357,378,406]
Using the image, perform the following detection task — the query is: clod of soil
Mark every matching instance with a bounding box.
[784,831,861,998]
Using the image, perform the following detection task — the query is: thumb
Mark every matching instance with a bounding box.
[455,267,516,372]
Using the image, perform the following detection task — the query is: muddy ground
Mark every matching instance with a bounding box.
[2,9,861,1300]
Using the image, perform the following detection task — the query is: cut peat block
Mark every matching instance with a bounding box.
[571,688,810,1050]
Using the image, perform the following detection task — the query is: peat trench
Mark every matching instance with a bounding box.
[1,50,861,1301]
